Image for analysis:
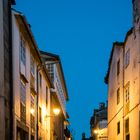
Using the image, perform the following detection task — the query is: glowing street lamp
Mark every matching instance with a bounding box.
[30,108,35,115]
[53,108,60,116]
[94,129,98,134]
[45,108,60,118]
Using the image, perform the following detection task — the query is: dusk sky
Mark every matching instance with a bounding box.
[15,0,132,139]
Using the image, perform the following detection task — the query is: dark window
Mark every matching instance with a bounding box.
[126,134,130,140]
[30,56,35,76]
[117,88,120,104]
[20,81,26,124]
[39,107,42,123]
[125,118,129,134]
[117,121,120,134]
[117,59,120,75]
[46,86,48,105]
[39,73,42,88]
[20,36,26,65]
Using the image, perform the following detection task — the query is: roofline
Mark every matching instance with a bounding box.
[12,10,53,88]
[40,51,69,101]
[104,42,124,84]
[104,27,133,84]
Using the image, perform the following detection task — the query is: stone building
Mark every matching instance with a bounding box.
[40,51,71,140]
[105,0,140,139]
[0,0,15,139]
[90,103,107,140]
[12,9,53,140]
[11,8,70,140]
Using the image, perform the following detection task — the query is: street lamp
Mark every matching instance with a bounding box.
[44,108,61,120]
[53,108,60,116]
[94,130,98,134]
[30,108,35,115]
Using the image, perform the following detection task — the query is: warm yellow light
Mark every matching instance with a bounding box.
[94,130,98,134]
[30,108,35,115]
[53,108,60,116]
[42,105,47,117]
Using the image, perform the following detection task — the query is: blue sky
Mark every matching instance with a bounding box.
[15,0,132,139]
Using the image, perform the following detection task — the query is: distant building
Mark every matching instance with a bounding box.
[90,103,108,140]
[82,132,93,140]
[105,0,140,139]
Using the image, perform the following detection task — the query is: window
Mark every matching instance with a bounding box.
[46,86,48,105]
[125,118,129,133]
[20,36,26,65]
[20,81,26,123]
[125,118,130,140]
[30,56,35,89]
[117,121,120,135]
[117,59,120,75]
[31,94,35,109]
[30,56,35,76]
[30,93,35,131]
[117,88,120,104]
[39,73,42,88]
[125,83,130,103]
[126,134,130,140]
[125,49,130,68]
[30,114,35,131]
[47,64,54,81]
[39,107,42,123]
[20,81,26,104]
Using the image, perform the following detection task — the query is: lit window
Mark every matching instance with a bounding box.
[125,84,130,103]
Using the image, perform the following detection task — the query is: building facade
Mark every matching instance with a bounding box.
[0,0,15,139]
[12,10,53,140]
[11,8,70,140]
[40,51,71,140]
[90,103,108,140]
[105,0,140,139]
